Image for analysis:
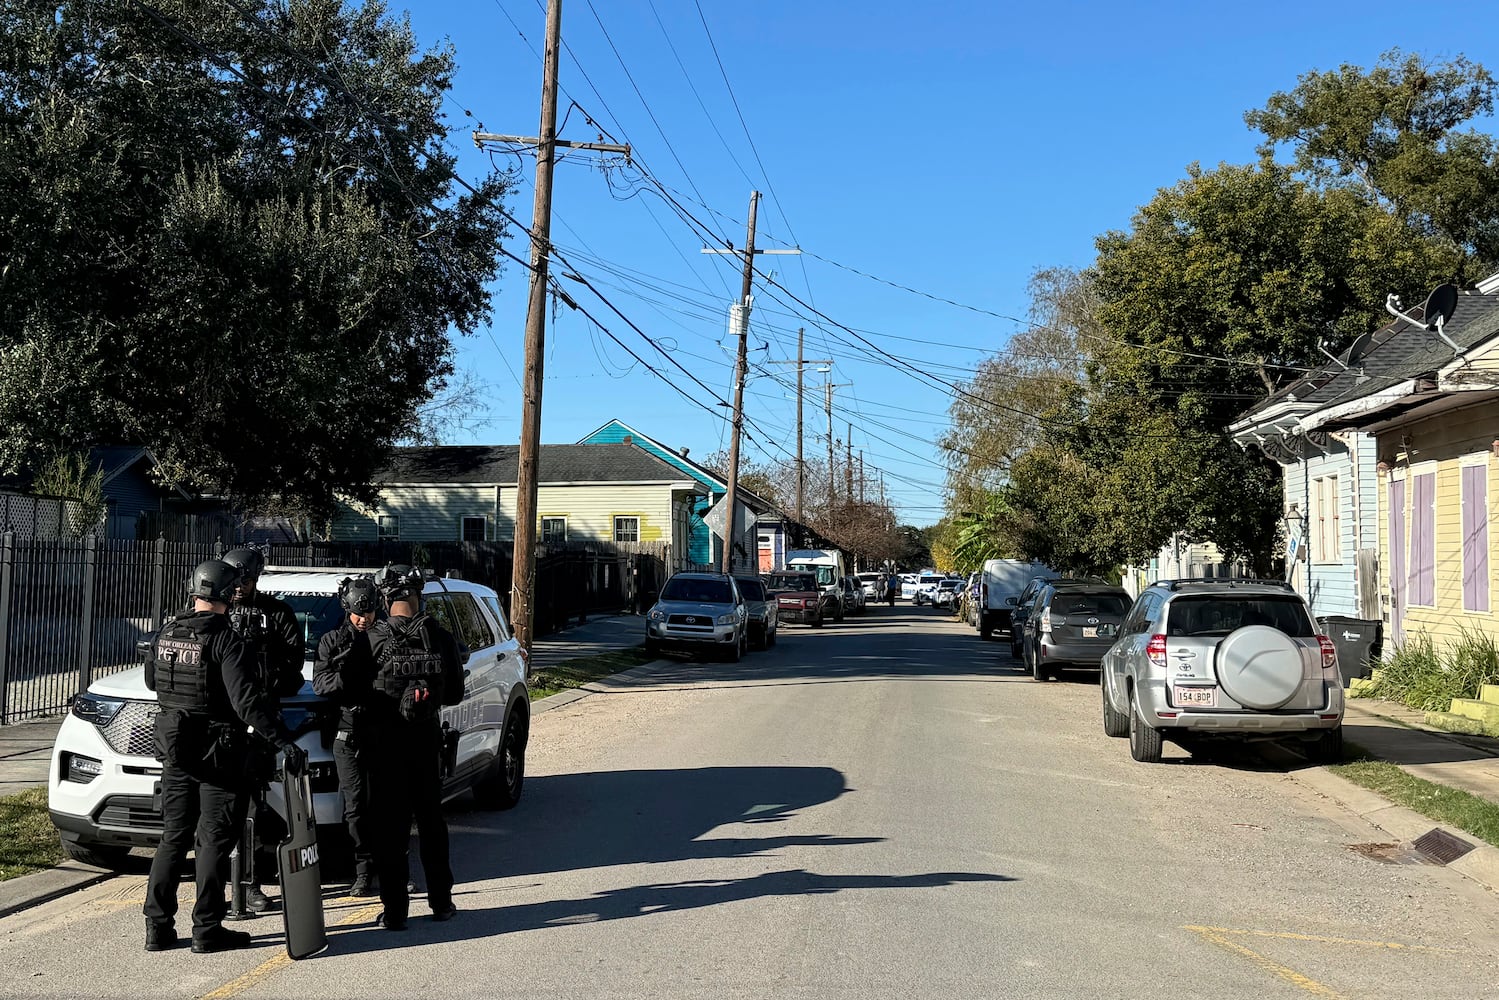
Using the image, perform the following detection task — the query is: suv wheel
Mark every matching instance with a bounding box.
[475,709,527,810]
[980,618,992,639]
[1030,649,1046,682]
[1101,676,1128,737]
[1128,689,1164,763]
[61,839,131,870]
[725,633,743,663]
[1310,726,1344,764]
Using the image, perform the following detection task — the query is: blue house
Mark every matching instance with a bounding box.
[578,419,775,569]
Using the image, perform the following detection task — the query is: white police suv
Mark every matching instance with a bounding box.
[48,568,530,869]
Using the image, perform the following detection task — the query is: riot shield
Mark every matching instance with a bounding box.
[276,754,327,959]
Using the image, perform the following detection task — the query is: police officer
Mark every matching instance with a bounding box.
[220,546,304,912]
[311,575,381,897]
[366,564,464,929]
[143,560,305,953]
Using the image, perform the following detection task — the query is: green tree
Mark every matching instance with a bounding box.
[1246,49,1499,276]
[0,0,511,519]
[31,452,106,537]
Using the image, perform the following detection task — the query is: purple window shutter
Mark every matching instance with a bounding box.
[1410,473,1436,606]
[1463,465,1490,612]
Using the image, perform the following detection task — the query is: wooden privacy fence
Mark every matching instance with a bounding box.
[0,533,669,724]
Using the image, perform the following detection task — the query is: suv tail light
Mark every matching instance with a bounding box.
[1317,635,1338,672]
[1146,634,1167,668]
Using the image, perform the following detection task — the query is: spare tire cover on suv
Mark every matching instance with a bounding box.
[1215,625,1304,710]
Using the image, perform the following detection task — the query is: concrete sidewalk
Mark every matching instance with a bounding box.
[1342,695,1499,806]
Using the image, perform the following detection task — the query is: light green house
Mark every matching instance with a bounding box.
[329,443,704,566]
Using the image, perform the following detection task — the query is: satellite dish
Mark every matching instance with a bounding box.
[1346,332,1375,364]
[1421,283,1458,331]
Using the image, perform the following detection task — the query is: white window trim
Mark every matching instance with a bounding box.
[541,516,568,544]
[460,515,487,542]
[613,515,640,543]
[377,513,400,540]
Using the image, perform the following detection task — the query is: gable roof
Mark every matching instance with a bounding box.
[577,419,777,511]
[0,446,189,499]
[377,442,702,487]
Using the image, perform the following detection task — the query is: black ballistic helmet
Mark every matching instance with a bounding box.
[374,563,423,604]
[221,547,265,583]
[188,560,241,603]
[338,575,381,616]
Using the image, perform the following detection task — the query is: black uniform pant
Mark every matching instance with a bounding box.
[333,730,377,877]
[144,763,249,936]
[371,724,452,921]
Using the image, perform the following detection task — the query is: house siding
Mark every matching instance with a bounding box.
[329,485,500,542]
[506,484,680,545]
[579,420,720,565]
[1376,401,1499,648]
[104,464,167,538]
[1285,440,1369,620]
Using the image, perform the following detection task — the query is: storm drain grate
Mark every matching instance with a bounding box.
[1411,828,1477,866]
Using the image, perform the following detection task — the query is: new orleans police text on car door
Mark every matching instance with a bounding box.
[49,569,529,869]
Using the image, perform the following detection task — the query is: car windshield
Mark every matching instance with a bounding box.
[938,581,960,591]
[275,593,347,659]
[768,573,816,591]
[1166,596,1315,637]
[1050,592,1130,616]
[660,578,734,604]
[735,579,765,601]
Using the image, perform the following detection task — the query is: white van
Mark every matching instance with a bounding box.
[977,559,1053,639]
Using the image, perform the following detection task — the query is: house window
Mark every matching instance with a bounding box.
[1312,475,1341,563]
[461,516,486,542]
[541,517,567,544]
[1409,471,1436,607]
[1462,464,1489,613]
[613,516,639,543]
[377,514,399,541]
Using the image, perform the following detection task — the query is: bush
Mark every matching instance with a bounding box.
[1368,628,1499,711]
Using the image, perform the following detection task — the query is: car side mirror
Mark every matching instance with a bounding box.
[1004,596,1019,606]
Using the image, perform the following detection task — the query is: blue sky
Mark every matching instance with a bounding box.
[398,0,1496,524]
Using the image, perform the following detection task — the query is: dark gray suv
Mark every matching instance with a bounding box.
[1022,582,1131,680]
[1100,579,1344,764]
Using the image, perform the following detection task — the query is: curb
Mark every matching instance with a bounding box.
[531,660,670,715]
[0,863,114,920]
[1289,765,1499,895]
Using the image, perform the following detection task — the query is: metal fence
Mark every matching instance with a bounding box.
[0,532,670,724]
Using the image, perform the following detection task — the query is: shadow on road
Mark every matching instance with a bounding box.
[324,869,1017,952]
[447,765,877,880]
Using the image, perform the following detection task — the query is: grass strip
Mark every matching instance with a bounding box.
[0,787,66,881]
[529,645,658,701]
[1330,757,1499,850]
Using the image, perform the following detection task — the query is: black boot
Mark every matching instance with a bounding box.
[244,885,279,913]
[144,920,178,952]
[191,926,253,954]
[349,872,378,898]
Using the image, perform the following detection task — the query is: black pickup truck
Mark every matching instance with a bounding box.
[766,571,838,627]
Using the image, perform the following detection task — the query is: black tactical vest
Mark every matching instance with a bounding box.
[153,618,216,712]
[372,615,445,708]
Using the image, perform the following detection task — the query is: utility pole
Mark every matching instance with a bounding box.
[768,328,830,527]
[822,380,851,519]
[475,0,629,659]
[702,194,800,573]
[845,423,854,500]
[859,450,865,503]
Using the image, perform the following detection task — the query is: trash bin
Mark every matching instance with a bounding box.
[1317,615,1383,686]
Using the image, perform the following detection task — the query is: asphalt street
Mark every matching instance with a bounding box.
[3,605,1499,999]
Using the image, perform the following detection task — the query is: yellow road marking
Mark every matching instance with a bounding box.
[1183,924,1459,954]
[1186,926,1350,1000]
[198,900,382,1000]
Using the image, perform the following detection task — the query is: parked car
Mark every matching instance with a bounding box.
[1021,581,1132,680]
[646,572,748,662]
[978,559,1053,639]
[912,573,945,606]
[1100,579,1344,764]
[899,574,920,601]
[49,569,531,870]
[733,575,778,649]
[856,572,883,600]
[961,572,982,625]
[933,578,965,609]
[1008,575,1061,658]
[841,576,867,614]
[766,570,837,627]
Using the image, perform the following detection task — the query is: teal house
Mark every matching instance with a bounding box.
[578,419,771,568]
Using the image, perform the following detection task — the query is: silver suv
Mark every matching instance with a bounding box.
[646,572,748,662]
[1100,580,1343,764]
